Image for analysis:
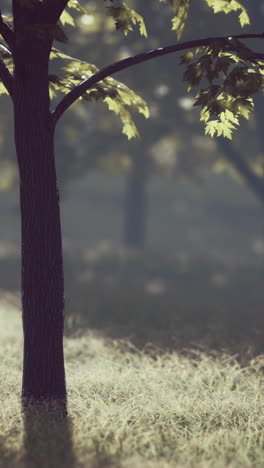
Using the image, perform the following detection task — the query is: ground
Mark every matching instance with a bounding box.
[0,294,263,468]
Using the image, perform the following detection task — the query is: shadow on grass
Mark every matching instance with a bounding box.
[0,437,19,468]
[22,402,77,468]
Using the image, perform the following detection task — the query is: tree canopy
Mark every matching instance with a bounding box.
[0,0,263,140]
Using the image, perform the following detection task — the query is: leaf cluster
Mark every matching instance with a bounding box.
[159,0,249,39]
[180,38,264,138]
[0,1,151,138]
[103,0,249,40]
[0,0,258,140]
[160,0,191,39]
[205,0,249,27]
[104,0,147,37]
[49,51,149,139]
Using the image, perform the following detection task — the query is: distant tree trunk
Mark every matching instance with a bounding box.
[217,138,264,204]
[13,48,66,403]
[124,152,148,248]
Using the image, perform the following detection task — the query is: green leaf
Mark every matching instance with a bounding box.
[60,10,75,27]
[104,97,139,139]
[205,120,218,137]
[0,82,9,96]
[51,57,149,139]
[160,0,191,39]
[239,9,250,27]
[204,0,250,27]
[180,36,263,138]
[106,2,147,36]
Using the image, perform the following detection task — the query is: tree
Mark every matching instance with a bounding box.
[124,145,149,248]
[1,0,263,407]
[51,1,264,248]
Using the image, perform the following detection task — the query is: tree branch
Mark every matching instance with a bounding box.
[0,7,13,97]
[0,55,13,97]
[51,32,264,126]
[0,10,15,51]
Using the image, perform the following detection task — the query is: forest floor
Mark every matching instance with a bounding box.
[0,295,263,468]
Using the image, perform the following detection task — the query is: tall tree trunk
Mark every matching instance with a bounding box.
[13,56,66,403]
[124,152,148,248]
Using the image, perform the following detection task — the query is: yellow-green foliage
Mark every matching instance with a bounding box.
[0,301,263,467]
[49,52,149,140]
[160,0,249,39]
[180,39,264,139]
[2,0,258,141]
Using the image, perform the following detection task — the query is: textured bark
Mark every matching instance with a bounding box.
[124,153,147,248]
[13,50,66,402]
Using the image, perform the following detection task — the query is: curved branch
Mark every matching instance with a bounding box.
[51,32,264,126]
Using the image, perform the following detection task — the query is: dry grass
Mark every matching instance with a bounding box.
[0,297,264,468]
